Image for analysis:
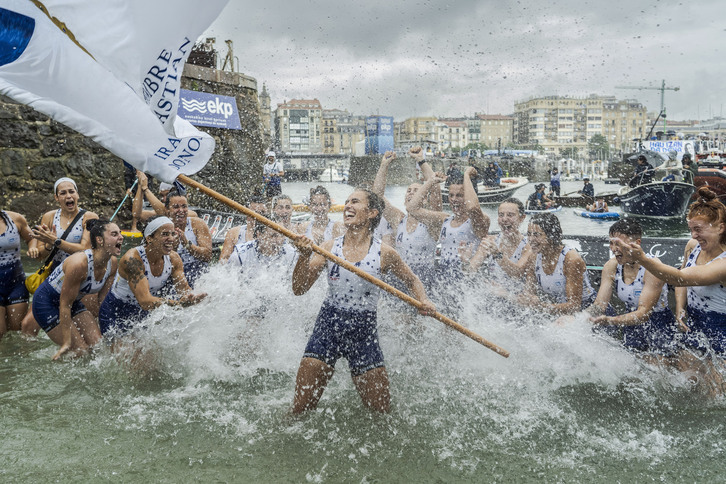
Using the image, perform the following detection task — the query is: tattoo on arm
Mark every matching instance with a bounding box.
[124,257,145,288]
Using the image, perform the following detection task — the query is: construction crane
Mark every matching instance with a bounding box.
[615,79,680,134]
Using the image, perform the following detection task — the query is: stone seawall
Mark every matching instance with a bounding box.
[0,64,266,226]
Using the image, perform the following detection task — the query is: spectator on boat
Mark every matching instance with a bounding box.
[99,216,206,338]
[298,186,344,246]
[483,161,500,188]
[629,155,654,187]
[32,219,120,359]
[372,148,442,288]
[0,209,34,340]
[165,189,213,287]
[263,151,284,199]
[578,177,595,198]
[587,198,609,213]
[518,212,596,315]
[22,177,99,336]
[549,167,561,197]
[290,187,436,414]
[587,219,678,355]
[682,154,698,181]
[463,198,532,283]
[611,187,726,359]
[219,194,270,262]
[527,184,553,210]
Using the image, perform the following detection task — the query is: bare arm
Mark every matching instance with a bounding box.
[132,171,147,224]
[587,258,617,316]
[188,218,213,262]
[291,236,330,295]
[220,226,242,262]
[381,244,435,314]
[53,256,87,359]
[594,269,665,326]
[463,167,490,239]
[405,175,448,232]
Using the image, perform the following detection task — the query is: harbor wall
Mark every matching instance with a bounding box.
[0,65,266,226]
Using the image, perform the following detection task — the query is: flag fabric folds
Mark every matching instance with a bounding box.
[0,0,229,183]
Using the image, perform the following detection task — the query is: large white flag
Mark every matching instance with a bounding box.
[0,0,228,183]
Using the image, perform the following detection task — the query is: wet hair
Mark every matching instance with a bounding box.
[86,218,112,249]
[448,174,465,186]
[272,194,292,209]
[499,197,525,216]
[164,188,187,208]
[309,185,332,205]
[0,210,11,226]
[687,187,726,243]
[248,194,267,205]
[609,219,643,239]
[353,186,384,231]
[529,212,562,246]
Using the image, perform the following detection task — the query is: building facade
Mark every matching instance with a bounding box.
[436,119,468,153]
[476,114,514,148]
[514,95,647,157]
[273,99,323,154]
[322,109,365,155]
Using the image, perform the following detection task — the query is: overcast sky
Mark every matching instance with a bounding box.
[203,0,726,121]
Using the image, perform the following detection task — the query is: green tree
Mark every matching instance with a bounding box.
[560,147,578,159]
[588,134,610,160]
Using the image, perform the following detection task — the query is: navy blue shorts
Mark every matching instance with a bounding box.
[31,281,87,333]
[621,309,677,355]
[98,291,149,336]
[683,307,726,355]
[0,260,29,306]
[303,302,384,376]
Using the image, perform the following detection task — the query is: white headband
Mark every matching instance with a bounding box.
[143,216,173,238]
[54,177,77,193]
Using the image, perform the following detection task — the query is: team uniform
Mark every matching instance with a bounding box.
[0,211,29,307]
[175,217,208,286]
[99,246,172,336]
[394,215,436,287]
[681,244,726,354]
[534,246,596,309]
[32,249,112,333]
[303,236,385,376]
[236,224,250,245]
[438,216,480,276]
[50,209,85,264]
[305,219,336,244]
[374,217,393,243]
[614,261,677,353]
[485,234,527,283]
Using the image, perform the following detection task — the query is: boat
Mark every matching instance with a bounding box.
[442,177,528,205]
[318,166,348,183]
[551,192,619,208]
[524,205,562,214]
[617,150,696,219]
[694,163,726,203]
[573,209,620,220]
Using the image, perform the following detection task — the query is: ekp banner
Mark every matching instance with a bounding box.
[178,89,241,130]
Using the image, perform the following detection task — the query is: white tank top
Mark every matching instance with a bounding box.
[324,235,382,312]
[230,240,297,273]
[111,246,172,304]
[615,261,669,313]
[175,218,199,266]
[305,219,335,244]
[52,209,85,263]
[395,215,436,268]
[439,216,480,266]
[535,246,596,304]
[0,212,21,266]
[374,217,393,242]
[46,249,112,299]
[683,244,726,313]
[487,234,527,275]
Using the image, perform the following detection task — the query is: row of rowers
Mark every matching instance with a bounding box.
[1,147,726,363]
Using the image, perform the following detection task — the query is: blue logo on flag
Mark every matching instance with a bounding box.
[0,8,34,67]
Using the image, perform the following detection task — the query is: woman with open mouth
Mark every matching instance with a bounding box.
[99,216,207,338]
[164,189,213,287]
[31,219,120,360]
[290,188,436,414]
[298,185,344,246]
[23,177,99,336]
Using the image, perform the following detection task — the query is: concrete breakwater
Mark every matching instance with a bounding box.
[0,64,266,226]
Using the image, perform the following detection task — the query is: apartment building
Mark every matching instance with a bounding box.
[514,95,647,157]
[273,99,323,154]
[436,119,468,152]
[322,109,365,155]
[399,116,438,142]
[476,114,514,148]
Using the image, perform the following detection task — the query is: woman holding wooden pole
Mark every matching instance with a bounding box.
[289,187,436,414]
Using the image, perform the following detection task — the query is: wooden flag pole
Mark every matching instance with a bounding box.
[178,175,509,358]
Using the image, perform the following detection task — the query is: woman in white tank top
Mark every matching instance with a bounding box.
[99,216,207,338]
[165,191,212,287]
[290,187,435,414]
[219,196,269,262]
[298,186,344,245]
[31,219,120,360]
[521,212,595,314]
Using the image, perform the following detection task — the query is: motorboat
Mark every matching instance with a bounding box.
[442,177,528,205]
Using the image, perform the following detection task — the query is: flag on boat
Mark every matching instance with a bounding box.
[0,0,229,183]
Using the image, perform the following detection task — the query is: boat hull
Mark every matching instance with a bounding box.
[552,192,619,208]
[442,178,528,205]
[618,182,696,219]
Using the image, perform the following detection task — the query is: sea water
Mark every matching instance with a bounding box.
[3,180,718,482]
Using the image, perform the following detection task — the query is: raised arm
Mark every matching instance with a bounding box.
[463,166,490,239]
[405,174,448,229]
[372,151,395,197]
[132,171,147,225]
[411,147,443,213]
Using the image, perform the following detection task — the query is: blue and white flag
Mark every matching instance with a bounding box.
[0,0,228,183]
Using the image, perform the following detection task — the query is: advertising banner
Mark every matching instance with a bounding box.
[178,89,241,129]
[365,116,394,154]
